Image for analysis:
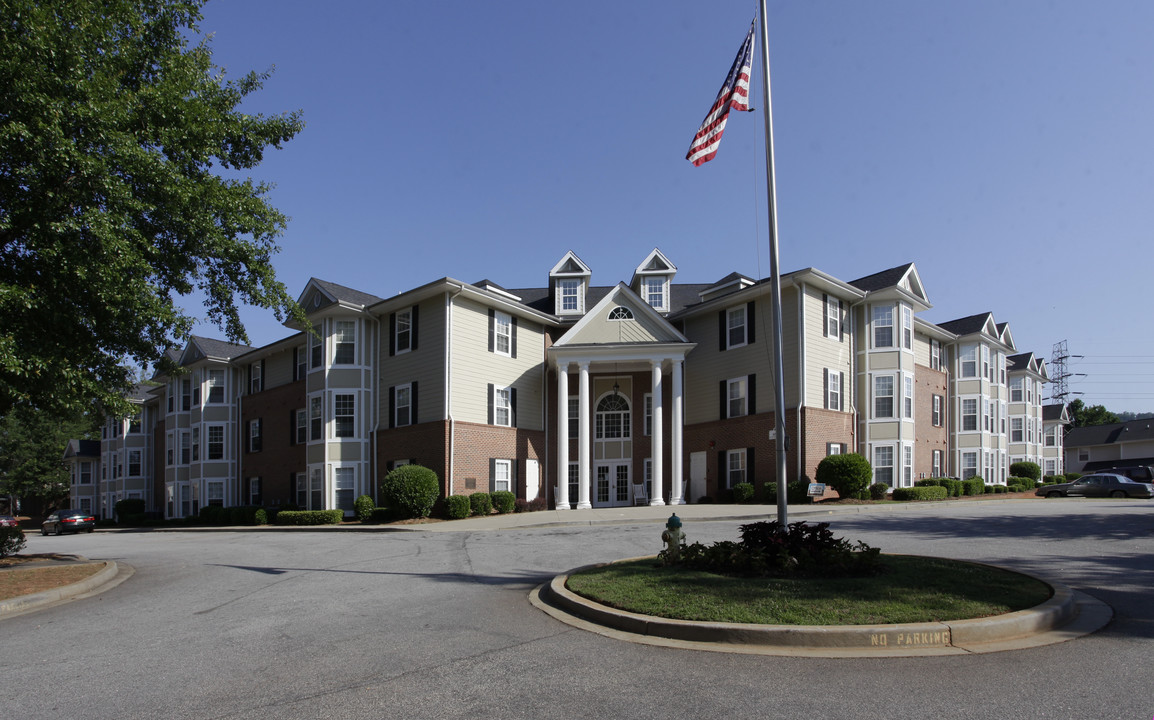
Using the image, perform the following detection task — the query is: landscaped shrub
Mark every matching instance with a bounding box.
[963,477,985,496]
[940,478,963,497]
[1009,461,1042,482]
[114,498,146,520]
[869,483,889,500]
[515,497,548,512]
[891,486,948,501]
[491,491,516,514]
[469,492,493,516]
[1065,472,1082,482]
[787,479,809,504]
[380,464,441,519]
[254,508,268,525]
[1043,474,1064,485]
[1,526,26,557]
[815,453,873,501]
[199,505,227,525]
[228,505,263,525]
[370,507,391,523]
[273,510,344,525]
[994,485,1009,493]
[353,494,375,522]
[445,495,471,519]
[914,479,941,488]
[732,482,755,504]
[677,521,881,578]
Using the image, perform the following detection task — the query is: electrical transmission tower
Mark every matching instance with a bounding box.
[1048,339,1083,405]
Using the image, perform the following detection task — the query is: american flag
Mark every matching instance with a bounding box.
[686,21,755,166]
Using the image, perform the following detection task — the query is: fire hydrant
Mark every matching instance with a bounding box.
[660,513,685,564]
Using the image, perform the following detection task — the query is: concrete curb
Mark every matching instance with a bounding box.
[0,560,119,618]
[534,557,1111,657]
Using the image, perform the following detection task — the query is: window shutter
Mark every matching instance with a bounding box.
[838,300,845,342]
[389,313,396,356]
[292,347,299,380]
[747,447,755,484]
[510,387,518,428]
[823,294,830,338]
[747,374,756,415]
[511,317,518,359]
[388,386,396,429]
[839,372,845,411]
[247,364,252,393]
[718,310,727,351]
[386,460,394,472]
[489,458,497,492]
[261,360,266,389]
[841,443,848,455]
[488,309,495,352]
[411,305,419,351]
[411,382,419,425]
[717,451,725,489]
[824,369,830,410]
[512,459,519,495]
[747,301,756,344]
[719,380,727,420]
[488,383,495,425]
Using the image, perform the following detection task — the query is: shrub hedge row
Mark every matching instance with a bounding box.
[892,486,948,501]
[491,491,516,514]
[274,510,344,525]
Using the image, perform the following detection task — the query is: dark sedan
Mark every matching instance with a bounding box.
[41,509,96,535]
[1037,473,1154,499]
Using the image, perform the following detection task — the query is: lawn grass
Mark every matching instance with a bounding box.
[565,555,1051,625]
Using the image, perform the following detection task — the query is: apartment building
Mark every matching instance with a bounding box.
[67,252,1051,516]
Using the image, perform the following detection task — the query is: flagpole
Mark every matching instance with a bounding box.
[756,0,790,525]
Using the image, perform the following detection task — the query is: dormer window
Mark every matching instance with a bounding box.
[642,277,667,311]
[550,250,592,316]
[558,279,582,314]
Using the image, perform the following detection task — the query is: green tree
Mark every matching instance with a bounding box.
[1066,399,1120,428]
[0,0,306,420]
[0,405,98,513]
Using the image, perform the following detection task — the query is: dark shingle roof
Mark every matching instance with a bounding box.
[1007,352,1033,371]
[1065,418,1154,447]
[63,439,100,459]
[937,312,993,337]
[191,335,254,360]
[1043,404,1067,422]
[312,278,384,308]
[848,263,913,292]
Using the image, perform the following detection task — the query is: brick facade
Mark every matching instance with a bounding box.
[914,365,948,479]
[240,379,307,507]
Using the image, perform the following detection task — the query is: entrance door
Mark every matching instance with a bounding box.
[595,462,632,507]
[689,451,707,504]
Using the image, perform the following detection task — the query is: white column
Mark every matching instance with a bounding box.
[577,362,592,509]
[556,363,570,510]
[671,358,685,505]
[650,361,665,506]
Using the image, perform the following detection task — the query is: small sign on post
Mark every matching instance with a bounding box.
[807,483,826,501]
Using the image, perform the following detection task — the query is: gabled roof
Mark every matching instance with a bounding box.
[180,335,254,365]
[1043,403,1071,423]
[630,248,677,286]
[1007,352,1047,380]
[552,283,689,348]
[549,250,591,277]
[300,278,384,311]
[849,263,914,292]
[846,262,930,309]
[1064,418,1154,448]
[937,312,996,338]
[62,439,100,460]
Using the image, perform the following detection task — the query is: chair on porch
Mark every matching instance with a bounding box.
[632,479,648,506]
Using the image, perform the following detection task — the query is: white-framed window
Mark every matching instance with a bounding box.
[984,399,991,432]
[310,468,323,510]
[824,295,840,338]
[493,311,512,356]
[643,276,666,310]
[295,409,307,444]
[493,386,511,427]
[727,449,746,488]
[79,497,92,514]
[192,427,199,461]
[595,394,630,439]
[181,378,192,411]
[79,461,93,485]
[166,432,174,466]
[962,398,978,431]
[960,345,978,378]
[310,331,322,369]
[873,375,894,419]
[1078,448,1089,462]
[249,418,262,452]
[335,467,355,511]
[826,443,843,456]
[334,320,356,364]
[395,308,413,354]
[1011,418,1023,443]
[180,431,190,465]
[981,345,991,382]
[128,414,142,434]
[128,450,142,477]
[643,393,653,436]
[207,481,224,508]
[902,306,912,350]
[608,306,633,320]
[568,397,579,438]
[296,345,307,380]
[296,472,308,508]
[930,339,942,371]
[207,368,225,404]
[249,477,262,506]
[167,383,174,413]
[309,396,323,441]
[903,445,913,486]
[1010,377,1023,402]
[825,369,841,411]
[874,446,894,485]
[395,383,412,427]
[962,451,978,480]
[493,459,512,493]
[1044,459,1057,475]
[568,462,579,507]
[727,377,748,418]
[643,458,653,498]
[903,375,913,419]
[932,449,943,478]
[251,362,262,394]
[334,394,355,438]
[207,425,224,460]
[558,278,581,313]
[872,305,893,348]
[1045,428,1057,447]
[932,395,943,427]
[726,305,748,349]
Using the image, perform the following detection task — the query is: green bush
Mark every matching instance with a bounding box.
[199,505,227,525]
[1043,474,1064,484]
[469,492,493,516]
[891,486,948,501]
[515,497,548,512]
[114,498,146,520]
[732,482,755,504]
[1065,472,1082,482]
[273,510,344,525]
[963,477,985,496]
[491,490,516,514]
[370,507,391,523]
[228,505,263,525]
[941,478,963,497]
[1,526,26,557]
[994,485,1009,493]
[815,453,873,500]
[1009,461,1042,482]
[354,494,375,523]
[914,478,941,487]
[254,508,268,525]
[678,521,881,578]
[380,464,441,519]
[445,495,471,519]
[869,483,889,500]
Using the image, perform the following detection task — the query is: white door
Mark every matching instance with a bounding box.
[525,459,539,502]
[594,462,631,507]
[689,452,707,504]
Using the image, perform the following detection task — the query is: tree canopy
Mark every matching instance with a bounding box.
[1066,399,1120,428]
[0,0,306,420]
[0,404,98,512]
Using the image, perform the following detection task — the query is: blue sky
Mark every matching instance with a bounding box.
[187,0,1154,413]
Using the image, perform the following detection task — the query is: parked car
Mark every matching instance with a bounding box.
[1037,473,1154,499]
[0,515,18,528]
[1104,465,1154,483]
[40,509,96,535]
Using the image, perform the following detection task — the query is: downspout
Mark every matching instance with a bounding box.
[446,284,465,497]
